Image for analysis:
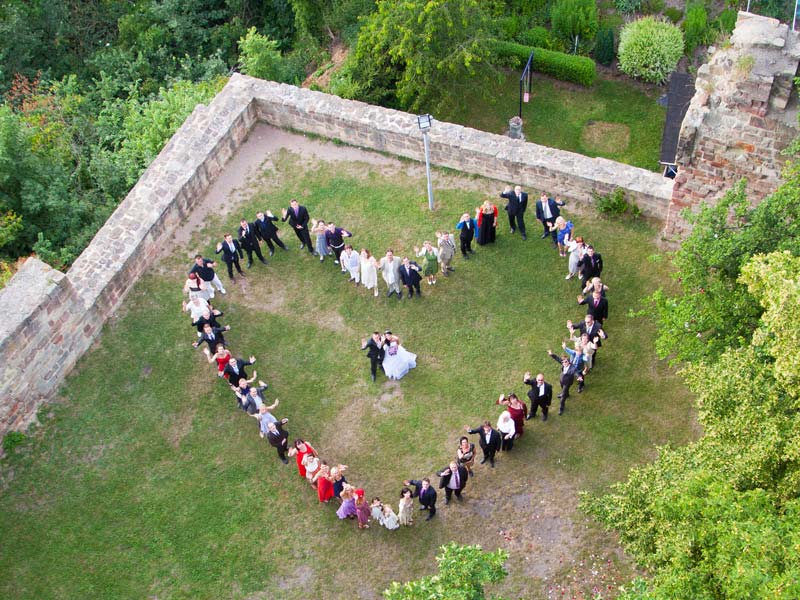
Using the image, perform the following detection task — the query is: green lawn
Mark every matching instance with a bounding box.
[0,149,694,599]
[442,70,666,172]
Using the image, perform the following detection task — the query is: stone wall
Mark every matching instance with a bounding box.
[664,12,800,239]
[249,80,674,217]
[0,78,257,434]
[0,73,674,436]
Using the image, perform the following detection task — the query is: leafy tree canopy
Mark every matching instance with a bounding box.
[383,543,508,600]
[352,0,499,113]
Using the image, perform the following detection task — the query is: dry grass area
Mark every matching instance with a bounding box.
[581,121,631,155]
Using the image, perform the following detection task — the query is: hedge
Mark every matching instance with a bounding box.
[489,39,596,86]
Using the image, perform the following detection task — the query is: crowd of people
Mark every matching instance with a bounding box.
[180,185,610,529]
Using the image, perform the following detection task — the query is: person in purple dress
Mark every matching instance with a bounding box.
[336,483,357,519]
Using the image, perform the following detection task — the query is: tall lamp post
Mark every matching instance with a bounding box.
[417,114,434,211]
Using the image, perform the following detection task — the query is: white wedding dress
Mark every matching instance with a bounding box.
[382,341,417,380]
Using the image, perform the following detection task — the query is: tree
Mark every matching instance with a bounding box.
[383,543,508,600]
[351,0,499,113]
[594,27,615,66]
[550,0,599,55]
[584,249,800,598]
[644,179,800,365]
[238,27,284,81]
[618,17,683,84]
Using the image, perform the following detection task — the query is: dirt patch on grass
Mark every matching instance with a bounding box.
[581,121,631,154]
[272,563,315,595]
[166,408,195,449]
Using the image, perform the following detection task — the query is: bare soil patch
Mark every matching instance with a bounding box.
[581,121,631,154]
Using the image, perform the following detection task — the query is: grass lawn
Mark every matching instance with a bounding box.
[0,140,695,599]
[441,70,666,172]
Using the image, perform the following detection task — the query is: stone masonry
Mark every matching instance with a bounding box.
[0,74,675,436]
[664,11,800,239]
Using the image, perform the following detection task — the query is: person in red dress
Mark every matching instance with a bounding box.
[313,462,335,503]
[288,439,317,478]
[497,393,528,438]
[204,344,232,379]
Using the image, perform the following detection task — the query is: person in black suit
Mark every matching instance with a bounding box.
[569,315,607,367]
[399,257,423,298]
[238,219,267,267]
[524,371,553,421]
[547,350,578,415]
[466,421,502,467]
[403,477,438,520]
[578,289,608,324]
[281,199,313,253]
[500,185,528,240]
[361,331,385,382]
[577,245,603,289]
[254,210,287,255]
[215,234,245,281]
[437,460,469,504]
[266,419,290,463]
[194,323,230,352]
[535,192,563,242]
[455,213,478,258]
[224,355,256,388]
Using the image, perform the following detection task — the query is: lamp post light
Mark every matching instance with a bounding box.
[417,114,434,211]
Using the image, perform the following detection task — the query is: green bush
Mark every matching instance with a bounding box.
[715,8,737,34]
[551,0,599,54]
[490,40,597,86]
[683,3,709,56]
[594,188,641,219]
[615,0,643,14]
[618,17,684,84]
[2,431,26,454]
[594,27,615,66]
[518,26,555,49]
[641,0,665,14]
[663,7,684,24]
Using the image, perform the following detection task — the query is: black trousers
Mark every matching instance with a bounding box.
[263,232,287,252]
[460,236,473,256]
[508,212,527,236]
[369,356,382,378]
[541,217,556,242]
[292,226,314,252]
[331,244,345,263]
[225,258,243,278]
[530,397,550,420]
[242,243,265,265]
[274,443,287,461]
[501,436,514,452]
[405,282,421,297]
[480,446,497,464]
[422,500,436,517]
[444,487,463,501]
[559,374,575,412]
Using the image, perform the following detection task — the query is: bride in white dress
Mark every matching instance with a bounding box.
[382,332,417,380]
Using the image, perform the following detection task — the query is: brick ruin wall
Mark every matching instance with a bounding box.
[0,74,677,436]
[664,11,800,239]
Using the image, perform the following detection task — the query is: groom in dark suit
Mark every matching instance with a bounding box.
[361,331,385,382]
[399,257,423,298]
[281,199,314,253]
[500,185,528,240]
